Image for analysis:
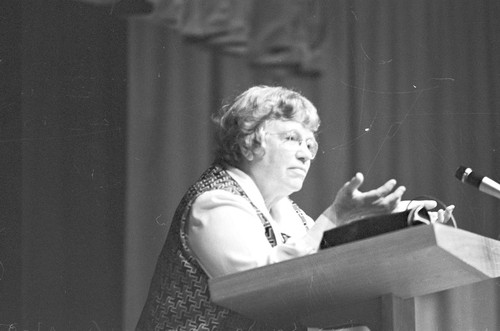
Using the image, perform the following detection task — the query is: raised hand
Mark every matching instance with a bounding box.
[327,172,406,225]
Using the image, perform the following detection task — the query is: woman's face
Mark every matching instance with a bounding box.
[246,120,317,204]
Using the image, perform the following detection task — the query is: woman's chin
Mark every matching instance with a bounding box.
[287,178,305,192]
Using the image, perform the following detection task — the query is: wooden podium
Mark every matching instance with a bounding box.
[208,224,500,330]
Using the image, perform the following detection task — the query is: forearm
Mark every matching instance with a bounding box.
[296,208,338,250]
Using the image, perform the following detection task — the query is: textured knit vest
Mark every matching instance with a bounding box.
[136,163,309,331]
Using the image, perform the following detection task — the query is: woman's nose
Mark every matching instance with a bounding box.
[296,143,313,161]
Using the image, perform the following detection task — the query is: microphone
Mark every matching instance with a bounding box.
[455,166,500,200]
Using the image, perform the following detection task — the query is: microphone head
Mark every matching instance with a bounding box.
[455,166,468,181]
[455,166,482,188]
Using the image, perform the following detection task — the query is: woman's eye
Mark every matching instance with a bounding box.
[285,132,300,142]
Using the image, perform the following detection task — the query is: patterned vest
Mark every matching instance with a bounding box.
[136,163,309,331]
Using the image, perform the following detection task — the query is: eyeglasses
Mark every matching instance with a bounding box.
[265,130,319,159]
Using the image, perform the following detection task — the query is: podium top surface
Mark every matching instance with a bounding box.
[208,224,500,323]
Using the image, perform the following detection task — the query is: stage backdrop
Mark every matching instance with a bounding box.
[125,0,500,330]
[3,0,128,329]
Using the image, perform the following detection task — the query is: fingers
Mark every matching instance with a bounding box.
[430,205,455,224]
[383,185,406,201]
[378,185,406,211]
[399,200,438,212]
[342,172,364,194]
[343,174,401,201]
[444,205,455,222]
[360,179,406,213]
[365,179,398,200]
[436,209,445,223]
[419,200,438,210]
[363,179,406,211]
[346,174,405,212]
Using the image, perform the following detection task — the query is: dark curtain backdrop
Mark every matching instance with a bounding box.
[125,0,500,330]
[20,1,128,328]
[1,0,128,329]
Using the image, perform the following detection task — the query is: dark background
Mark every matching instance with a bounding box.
[1,1,128,329]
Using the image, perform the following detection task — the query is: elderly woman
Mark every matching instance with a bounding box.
[136,86,453,331]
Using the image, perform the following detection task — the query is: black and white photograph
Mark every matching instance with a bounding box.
[1,1,499,330]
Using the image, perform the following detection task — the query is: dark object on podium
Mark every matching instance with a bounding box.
[320,206,431,249]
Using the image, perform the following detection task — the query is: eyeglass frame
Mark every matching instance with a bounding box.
[264,130,319,159]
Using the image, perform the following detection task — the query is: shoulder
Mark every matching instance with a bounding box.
[189,163,243,195]
[191,189,254,216]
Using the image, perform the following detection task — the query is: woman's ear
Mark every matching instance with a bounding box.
[241,146,254,161]
[241,130,266,162]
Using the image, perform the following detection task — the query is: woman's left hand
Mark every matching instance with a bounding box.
[429,205,455,224]
[396,200,455,224]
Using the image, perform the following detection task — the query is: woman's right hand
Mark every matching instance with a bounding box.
[324,172,407,226]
